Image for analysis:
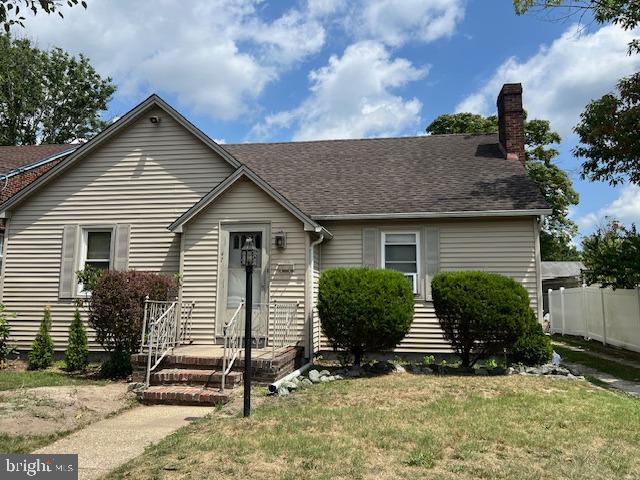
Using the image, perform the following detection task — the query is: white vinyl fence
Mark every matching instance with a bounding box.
[549,286,640,353]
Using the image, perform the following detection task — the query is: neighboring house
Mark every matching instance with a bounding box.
[0,144,76,265]
[541,261,585,314]
[0,83,549,359]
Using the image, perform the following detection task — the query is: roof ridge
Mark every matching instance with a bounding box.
[226,132,497,147]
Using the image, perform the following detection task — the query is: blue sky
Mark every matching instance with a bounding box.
[21,0,640,241]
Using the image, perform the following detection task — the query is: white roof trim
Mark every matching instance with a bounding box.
[311,209,552,221]
[0,94,240,214]
[169,166,333,238]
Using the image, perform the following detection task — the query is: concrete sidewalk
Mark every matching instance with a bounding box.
[34,404,212,480]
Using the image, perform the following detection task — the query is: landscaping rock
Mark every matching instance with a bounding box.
[127,382,145,392]
[320,376,330,383]
[370,361,395,374]
[308,369,321,383]
[301,378,313,386]
[283,381,298,391]
[277,386,290,396]
[393,364,407,374]
[319,370,331,377]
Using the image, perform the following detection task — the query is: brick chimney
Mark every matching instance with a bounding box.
[497,83,525,163]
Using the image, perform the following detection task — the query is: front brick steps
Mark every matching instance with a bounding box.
[150,368,242,389]
[137,386,229,406]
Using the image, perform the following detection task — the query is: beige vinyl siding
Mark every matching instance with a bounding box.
[181,178,307,344]
[318,217,539,354]
[3,107,234,349]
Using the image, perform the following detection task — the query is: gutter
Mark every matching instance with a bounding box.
[311,208,553,221]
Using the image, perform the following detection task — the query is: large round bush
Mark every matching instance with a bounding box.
[431,271,534,368]
[87,270,178,377]
[318,268,414,365]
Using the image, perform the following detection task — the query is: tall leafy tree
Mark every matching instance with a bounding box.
[426,112,580,261]
[0,0,86,32]
[0,35,115,145]
[514,0,640,186]
[582,220,640,288]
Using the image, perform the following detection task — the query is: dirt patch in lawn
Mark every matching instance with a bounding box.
[0,383,135,437]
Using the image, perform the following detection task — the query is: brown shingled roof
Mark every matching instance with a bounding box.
[0,144,75,174]
[223,133,549,218]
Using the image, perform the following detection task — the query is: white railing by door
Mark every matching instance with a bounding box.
[141,297,195,386]
[271,301,299,364]
[221,300,245,392]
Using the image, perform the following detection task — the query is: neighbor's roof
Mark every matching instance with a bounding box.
[541,262,585,281]
[0,144,75,175]
[224,133,549,219]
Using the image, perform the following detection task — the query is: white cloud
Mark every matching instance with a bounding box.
[456,24,640,137]
[250,41,427,141]
[21,0,329,119]
[352,0,465,46]
[577,184,640,229]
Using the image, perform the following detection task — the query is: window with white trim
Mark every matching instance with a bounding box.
[78,229,113,293]
[382,232,420,294]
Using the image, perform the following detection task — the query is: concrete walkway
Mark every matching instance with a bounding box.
[34,404,212,480]
[563,361,640,397]
[552,340,640,369]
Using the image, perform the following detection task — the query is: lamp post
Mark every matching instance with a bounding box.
[240,235,258,418]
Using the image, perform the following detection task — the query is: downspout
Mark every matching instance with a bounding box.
[308,230,325,360]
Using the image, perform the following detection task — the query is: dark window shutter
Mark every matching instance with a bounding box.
[362,227,379,268]
[113,224,131,271]
[59,225,79,299]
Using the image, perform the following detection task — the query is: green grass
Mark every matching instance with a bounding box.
[0,369,107,391]
[108,374,640,480]
[553,345,640,383]
[0,431,71,454]
[551,334,640,364]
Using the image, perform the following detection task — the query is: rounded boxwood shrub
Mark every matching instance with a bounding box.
[431,271,533,368]
[511,320,552,366]
[318,268,414,365]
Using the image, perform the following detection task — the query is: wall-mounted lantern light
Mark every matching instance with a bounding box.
[274,231,287,249]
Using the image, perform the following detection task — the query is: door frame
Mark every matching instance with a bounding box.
[215,220,271,338]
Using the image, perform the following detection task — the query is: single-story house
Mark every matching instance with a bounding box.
[0,83,549,362]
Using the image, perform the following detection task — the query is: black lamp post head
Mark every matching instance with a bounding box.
[241,235,259,268]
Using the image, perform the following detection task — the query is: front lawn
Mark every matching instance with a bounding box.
[0,367,107,391]
[109,374,640,479]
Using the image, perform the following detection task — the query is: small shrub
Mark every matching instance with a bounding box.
[28,306,55,370]
[100,349,133,378]
[422,355,435,366]
[485,359,498,369]
[0,305,17,368]
[432,271,534,368]
[65,308,89,371]
[83,270,178,377]
[318,268,414,365]
[512,321,552,366]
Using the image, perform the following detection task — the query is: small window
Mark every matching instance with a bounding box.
[79,229,113,293]
[382,232,419,294]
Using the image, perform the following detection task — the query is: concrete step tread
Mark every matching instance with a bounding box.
[151,368,242,388]
[138,386,230,406]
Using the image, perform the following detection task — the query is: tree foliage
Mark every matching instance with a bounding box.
[514,1,640,185]
[575,73,640,185]
[0,0,86,32]
[431,271,534,368]
[426,112,580,260]
[582,220,640,289]
[318,268,414,365]
[0,304,17,368]
[0,35,115,145]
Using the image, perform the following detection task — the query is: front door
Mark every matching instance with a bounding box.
[217,225,270,344]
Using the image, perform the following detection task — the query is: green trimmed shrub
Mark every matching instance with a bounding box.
[65,308,89,371]
[432,271,534,368]
[318,268,414,365]
[28,306,55,370]
[512,320,552,366]
[0,304,17,368]
[84,270,178,378]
